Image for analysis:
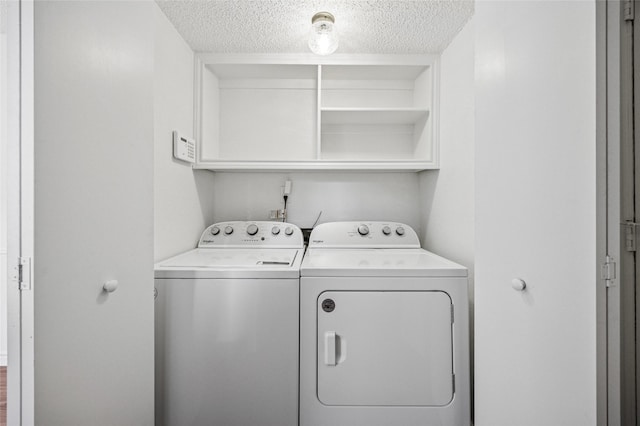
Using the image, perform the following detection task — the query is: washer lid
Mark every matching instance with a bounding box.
[300,248,467,277]
[155,248,302,279]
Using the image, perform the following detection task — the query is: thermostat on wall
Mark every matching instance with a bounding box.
[173,131,196,163]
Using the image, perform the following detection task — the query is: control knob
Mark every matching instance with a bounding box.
[224,226,234,235]
[272,226,280,235]
[382,226,391,235]
[396,226,405,236]
[247,224,259,236]
[210,226,221,236]
[284,227,294,236]
[358,225,370,236]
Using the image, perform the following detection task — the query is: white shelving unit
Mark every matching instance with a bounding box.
[193,54,439,171]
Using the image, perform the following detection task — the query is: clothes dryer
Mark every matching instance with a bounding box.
[300,221,470,426]
[155,221,303,426]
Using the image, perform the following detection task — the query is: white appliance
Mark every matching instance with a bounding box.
[300,221,470,426]
[154,221,303,426]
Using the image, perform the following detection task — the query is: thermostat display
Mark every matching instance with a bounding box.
[173,131,196,163]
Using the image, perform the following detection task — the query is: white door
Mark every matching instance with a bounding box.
[28,2,155,424]
[317,291,453,406]
[474,2,599,425]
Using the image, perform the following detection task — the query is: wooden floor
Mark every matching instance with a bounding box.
[1,367,6,426]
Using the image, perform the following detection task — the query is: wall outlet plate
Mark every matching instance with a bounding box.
[270,209,285,220]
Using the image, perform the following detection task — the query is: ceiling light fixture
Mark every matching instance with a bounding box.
[308,12,338,56]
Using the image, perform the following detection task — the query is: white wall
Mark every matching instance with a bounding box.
[153,6,216,262]
[419,19,475,287]
[34,2,155,424]
[209,172,421,231]
[419,17,475,417]
[474,2,597,425]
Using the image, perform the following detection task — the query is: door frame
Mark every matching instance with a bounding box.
[6,0,35,424]
[635,1,640,422]
[618,0,636,423]
[602,0,638,425]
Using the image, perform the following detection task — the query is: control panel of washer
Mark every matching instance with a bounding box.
[198,221,303,248]
[308,221,421,249]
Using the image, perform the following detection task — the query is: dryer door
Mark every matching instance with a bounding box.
[317,291,453,406]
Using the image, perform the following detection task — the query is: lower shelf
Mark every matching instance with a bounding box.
[193,160,438,172]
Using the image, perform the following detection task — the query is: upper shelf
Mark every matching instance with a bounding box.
[321,108,430,125]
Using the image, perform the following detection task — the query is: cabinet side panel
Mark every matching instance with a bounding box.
[201,66,220,161]
[413,114,432,161]
[413,67,432,108]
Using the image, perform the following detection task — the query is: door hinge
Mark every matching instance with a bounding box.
[625,0,634,21]
[601,256,616,287]
[18,257,32,291]
[623,221,638,251]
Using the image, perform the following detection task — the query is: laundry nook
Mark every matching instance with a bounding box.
[0,1,619,426]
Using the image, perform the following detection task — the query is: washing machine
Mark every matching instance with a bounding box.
[300,221,470,426]
[154,221,303,426]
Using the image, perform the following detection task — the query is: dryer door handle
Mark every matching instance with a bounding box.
[324,331,337,366]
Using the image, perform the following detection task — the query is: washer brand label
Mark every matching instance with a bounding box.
[311,240,324,244]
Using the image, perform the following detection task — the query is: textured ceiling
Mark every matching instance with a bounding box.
[155,0,474,54]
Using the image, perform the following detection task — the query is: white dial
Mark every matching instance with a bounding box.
[382,226,391,235]
[247,224,259,236]
[396,226,405,236]
[272,226,280,235]
[358,225,370,236]
[224,226,234,235]
[284,227,294,236]
[210,226,220,235]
